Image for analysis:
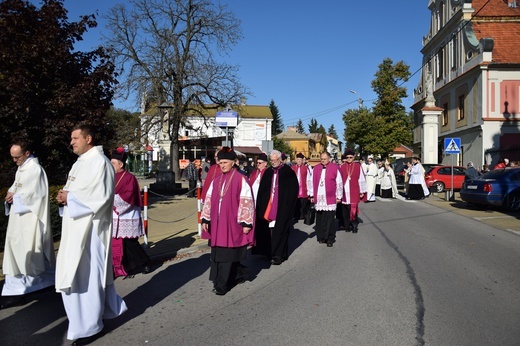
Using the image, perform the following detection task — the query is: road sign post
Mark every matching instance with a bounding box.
[444,138,461,201]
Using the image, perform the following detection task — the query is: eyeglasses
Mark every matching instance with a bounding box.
[346,156,354,159]
[257,161,266,165]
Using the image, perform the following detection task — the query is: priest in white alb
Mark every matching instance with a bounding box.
[2,140,55,305]
[56,124,127,343]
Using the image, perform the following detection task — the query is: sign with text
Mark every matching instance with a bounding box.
[215,111,238,128]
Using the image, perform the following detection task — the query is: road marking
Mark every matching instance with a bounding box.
[474,216,515,220]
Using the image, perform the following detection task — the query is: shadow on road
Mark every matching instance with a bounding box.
[105,253,211,334]
[0,288,68,345]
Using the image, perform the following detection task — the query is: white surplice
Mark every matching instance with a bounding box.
[56,146,127,340]
[365,162,378,201]
[2,157,55,296]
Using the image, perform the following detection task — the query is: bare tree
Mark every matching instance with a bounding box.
[105,0,248,178]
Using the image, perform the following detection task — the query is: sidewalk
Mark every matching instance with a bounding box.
[138,178,209,262]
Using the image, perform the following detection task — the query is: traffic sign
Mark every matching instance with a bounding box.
[215,111,238,127]
[444,137,461,154]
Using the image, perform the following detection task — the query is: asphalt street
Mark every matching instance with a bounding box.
[1,194,519,346]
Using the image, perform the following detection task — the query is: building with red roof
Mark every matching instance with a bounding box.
[411,0,520,170]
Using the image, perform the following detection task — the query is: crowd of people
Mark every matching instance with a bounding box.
[5,129,516,341]
[199,147,371,294]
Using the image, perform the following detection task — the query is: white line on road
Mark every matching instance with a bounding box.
[474,216,515,220]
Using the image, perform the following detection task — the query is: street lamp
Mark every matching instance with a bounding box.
[350,90,364,109]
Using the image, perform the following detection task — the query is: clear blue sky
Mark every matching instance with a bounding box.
[63,0,430,138]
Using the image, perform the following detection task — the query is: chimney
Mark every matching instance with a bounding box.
[240,97,246,106]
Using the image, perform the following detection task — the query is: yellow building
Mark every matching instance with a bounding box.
[274,128,317,162]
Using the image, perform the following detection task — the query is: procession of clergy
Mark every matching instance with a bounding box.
[2,123,415,343]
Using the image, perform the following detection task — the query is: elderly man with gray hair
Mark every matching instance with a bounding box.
[465,161,481,181]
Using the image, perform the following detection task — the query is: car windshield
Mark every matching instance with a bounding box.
[425,167,436,174]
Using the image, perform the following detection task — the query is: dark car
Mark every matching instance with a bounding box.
[460,168,520,211]
[424,165,467,193]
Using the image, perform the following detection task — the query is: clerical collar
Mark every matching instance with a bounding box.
[322,164,327,169]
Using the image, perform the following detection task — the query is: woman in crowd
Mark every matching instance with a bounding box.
[111,148,151,277]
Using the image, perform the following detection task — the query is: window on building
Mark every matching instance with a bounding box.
[185,130,189,137]
[440,2,445,27]
[436,48,444,80]
[458,95,465,120]
[450,36,458,70]
[443,103,449,126]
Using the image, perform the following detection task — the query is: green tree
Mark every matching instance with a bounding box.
[308,118,319,133]
[272,136,293,159]
[270,99,284,135]
[105,0,247,179]
[327,124,338,139]
[370,58,413,153]
[317,125,328,147]
[342,108,382,157]
[105,108,142,151]
[296,119,306,134]
[0,0,117,185]
[342,58,413,158]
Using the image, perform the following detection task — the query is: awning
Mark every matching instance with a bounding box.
[233,146,264,155]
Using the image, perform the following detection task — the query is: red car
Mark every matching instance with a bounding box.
[424,165,467,193]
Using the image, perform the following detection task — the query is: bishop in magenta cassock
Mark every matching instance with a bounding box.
[338,149,367,233]
[201,147,255,295]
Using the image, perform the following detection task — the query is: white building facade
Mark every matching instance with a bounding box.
[411,0,520,170]
[141,104,273,163]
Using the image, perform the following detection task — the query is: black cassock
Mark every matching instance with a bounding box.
[253,164,298,261]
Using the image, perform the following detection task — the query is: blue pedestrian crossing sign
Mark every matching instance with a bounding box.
[444,137,461,154]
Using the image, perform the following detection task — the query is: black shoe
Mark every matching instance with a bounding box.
[318,239,326,244]
[143,265,151,274]
[327,242,333,247]
[72,329,105,345]
[0,296,26,310]
[352,225,358,233]
[271,258,282,265]
[213,287,227,295]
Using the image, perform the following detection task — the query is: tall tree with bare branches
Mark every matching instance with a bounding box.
[105,0,248,178]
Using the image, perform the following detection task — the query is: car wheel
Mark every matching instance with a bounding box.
[432,181,445,193]
[505,192,520,211]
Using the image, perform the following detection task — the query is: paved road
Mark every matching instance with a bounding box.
[1,195,519,345]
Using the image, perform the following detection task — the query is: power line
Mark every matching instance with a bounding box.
[284,0,493,128]
[399,0,492,88]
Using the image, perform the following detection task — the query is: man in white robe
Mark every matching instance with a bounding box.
[2,141,55,304]
[56,124,127,342]
[364,156,378,202]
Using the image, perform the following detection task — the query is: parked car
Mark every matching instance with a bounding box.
[424,165,467,193]
[395,163,441,187]
[460,168,520,211]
